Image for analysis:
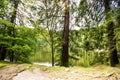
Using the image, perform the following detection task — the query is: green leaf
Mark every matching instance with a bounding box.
[0,18,14,27]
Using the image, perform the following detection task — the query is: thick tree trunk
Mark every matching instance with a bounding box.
[61,0,70,67]
[103,0,119,66]
[108,22,119,66]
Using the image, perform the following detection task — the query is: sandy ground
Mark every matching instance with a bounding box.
[13,69,51,80]
[0,64,27,80]
[0,64,120,80]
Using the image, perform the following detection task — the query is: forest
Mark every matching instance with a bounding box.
[0,0,120,80]
[0,0,120,67]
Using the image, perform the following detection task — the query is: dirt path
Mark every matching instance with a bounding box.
[0,64,120,80]
[13,68,52,80]
[0,64,28,80]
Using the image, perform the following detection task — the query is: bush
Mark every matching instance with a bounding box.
[11,45,32,63]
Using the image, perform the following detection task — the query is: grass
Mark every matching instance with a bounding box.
[0,61,11,68]
[0,61,30,68]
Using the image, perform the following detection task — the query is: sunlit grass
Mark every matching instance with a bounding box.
[0,61,11,68]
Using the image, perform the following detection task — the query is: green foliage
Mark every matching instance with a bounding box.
[109,8,120,60]
[0,35,13,49]
[0,18,37,62]
[16,26,37,50]
[11,45,32,63]
[69,50,95,67]
[0,0,9,17]
[0,61,10,68]
[0,19,14,27]
[110,8,120,24]
[80,51,95,67]
[69,25,108,66]
[0,0,119,66]
[29,29,62,64]
[115,27,120,58]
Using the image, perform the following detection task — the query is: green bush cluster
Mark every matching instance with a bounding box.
[0,19,36,63]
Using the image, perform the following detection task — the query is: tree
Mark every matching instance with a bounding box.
[27,0,64,66]
[61,0,70,66]
[0,0,10,60]
[0,0,36,63]
[103,0,119,66]
[8,0,20,62]
[75,0,104,28]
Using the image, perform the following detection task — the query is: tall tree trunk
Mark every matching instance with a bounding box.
[61,0,70,67]
[9,0,20,62]
[103,0,119,66]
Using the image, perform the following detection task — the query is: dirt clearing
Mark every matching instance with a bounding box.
[0,64,120,80]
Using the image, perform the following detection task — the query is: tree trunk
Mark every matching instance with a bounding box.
[9,51,14,62]
[44,0,55,66]
[61,0,70,67]
[51,37,54,66]
[0,47,6,60]
[103,0,119,66]
[9,0,19,62]
[108,22,119,66]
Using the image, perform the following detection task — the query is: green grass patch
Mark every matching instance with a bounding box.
[0,61,11,68]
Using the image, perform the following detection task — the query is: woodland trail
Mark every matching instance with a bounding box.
[0,64,120,80]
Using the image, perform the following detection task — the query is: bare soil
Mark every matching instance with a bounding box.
[0,64,120,80]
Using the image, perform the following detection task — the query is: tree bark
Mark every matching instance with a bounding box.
[9,0,20,62]
[61,0,70,67]
[103,0,119,66]
[51,37,54,66]
[0,47,7,60]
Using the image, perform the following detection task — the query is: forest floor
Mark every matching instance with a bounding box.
[0,63,120,80]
